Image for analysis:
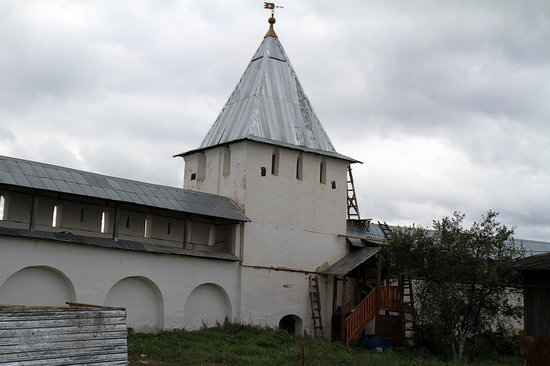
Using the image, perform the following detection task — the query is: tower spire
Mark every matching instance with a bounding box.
[263,2,283,38]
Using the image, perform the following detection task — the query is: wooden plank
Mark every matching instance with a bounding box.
[0,306,128,365]
[0,349,128,364]
[0,316,127,330]
[0,330,127,346]
[0,307,125,318]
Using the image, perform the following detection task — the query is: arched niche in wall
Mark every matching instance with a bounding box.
[104,276,164,333]
[0,266,76,306]
[184,283,231,329]
[279,314,303,335]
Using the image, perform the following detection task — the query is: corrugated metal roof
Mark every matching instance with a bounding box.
[347,220,387,243]
[184,34,357,163]
[516,239,550,255]
[322,246,380,276]
[385,225,547,255]
[0,156,248,222]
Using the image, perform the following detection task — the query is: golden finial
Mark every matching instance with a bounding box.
[264,2,283,38]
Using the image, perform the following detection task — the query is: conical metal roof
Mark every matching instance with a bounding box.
[193,22,356,162]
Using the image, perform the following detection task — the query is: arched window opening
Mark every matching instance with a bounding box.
[279,314,302,335]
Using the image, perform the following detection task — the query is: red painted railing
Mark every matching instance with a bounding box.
[379,286,399,311]
[343,285,399,345]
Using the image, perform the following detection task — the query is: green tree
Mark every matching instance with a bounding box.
[384,211,524,361]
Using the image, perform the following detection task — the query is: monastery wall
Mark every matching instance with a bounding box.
[0,236,240,333]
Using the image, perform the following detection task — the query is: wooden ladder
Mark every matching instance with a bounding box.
[378,221,392,242]
[347,165,360,220]
[399,271,416,346]
[308,275,324,337]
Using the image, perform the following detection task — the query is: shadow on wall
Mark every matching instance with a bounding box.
[0,266,76,306]
[184,283,232,330]
[104,276,164,333]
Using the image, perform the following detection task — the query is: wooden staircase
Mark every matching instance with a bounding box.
[344,290,376,345]
[308,275,324,337]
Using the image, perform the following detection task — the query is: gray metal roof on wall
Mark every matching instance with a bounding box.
[182,32,357,163]
[323,246,380,276]
[0,156,248,222]
[344,220,388,247]
[517,239,550,255]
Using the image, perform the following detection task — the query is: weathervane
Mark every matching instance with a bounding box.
[264,2,283,17]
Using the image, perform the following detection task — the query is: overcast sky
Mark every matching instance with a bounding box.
[1,0,548,242]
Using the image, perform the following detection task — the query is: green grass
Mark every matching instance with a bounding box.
[127,321,523,365]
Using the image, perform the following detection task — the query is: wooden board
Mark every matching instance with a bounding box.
[0,306,127,365]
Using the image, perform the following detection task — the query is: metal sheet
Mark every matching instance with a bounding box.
[191,36,358,163]
[322,246,380,276]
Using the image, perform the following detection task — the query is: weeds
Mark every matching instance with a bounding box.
[128,320,523,365]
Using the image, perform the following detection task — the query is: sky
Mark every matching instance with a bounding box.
[1,0,549,242]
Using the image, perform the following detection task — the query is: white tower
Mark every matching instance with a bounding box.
[176,14,359,334]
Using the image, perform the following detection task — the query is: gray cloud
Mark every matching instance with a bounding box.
[0,0,548,241]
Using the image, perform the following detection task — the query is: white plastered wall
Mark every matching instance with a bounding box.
[182,140,351,335]
[0,237,240,333]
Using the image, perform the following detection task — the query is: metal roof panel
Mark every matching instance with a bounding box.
[0,171,17,185]
[323,246,380,276]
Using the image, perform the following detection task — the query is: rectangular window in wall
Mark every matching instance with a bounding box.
[101,210,110,233]
[222,147,231,177]
[296,154,303,180]
[144,215,153,238]
[52,204,62,227]
[0,194,5,220]
[319,160,326,184]
[271,149,279,176]
[197,153,206,181]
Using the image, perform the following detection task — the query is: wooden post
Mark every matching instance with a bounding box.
[112,203,120,241]
[376,251,382,314]
[340,275,347,343]
[29,190,39,231]
[332,276,338,312]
